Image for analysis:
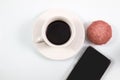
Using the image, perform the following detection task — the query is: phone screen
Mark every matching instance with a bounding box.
[67,46,111,80]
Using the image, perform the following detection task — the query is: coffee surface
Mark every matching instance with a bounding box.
[46,20,71,45]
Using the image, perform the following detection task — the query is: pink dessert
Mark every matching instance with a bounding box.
[87,20,112,45]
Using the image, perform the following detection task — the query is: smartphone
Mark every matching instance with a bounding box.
[66,46,111,80]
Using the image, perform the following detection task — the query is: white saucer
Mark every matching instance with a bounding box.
[33,9,85,60]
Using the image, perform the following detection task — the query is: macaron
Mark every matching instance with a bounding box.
[87,20,112,45]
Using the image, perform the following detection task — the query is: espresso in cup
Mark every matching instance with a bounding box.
[36,16,75,47]
[46,20,71,45]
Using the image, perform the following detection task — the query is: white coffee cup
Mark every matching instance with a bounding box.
[36,15,76,47]
[33,9,85,60]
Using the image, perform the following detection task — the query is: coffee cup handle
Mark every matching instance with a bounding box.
[36,36,44,43]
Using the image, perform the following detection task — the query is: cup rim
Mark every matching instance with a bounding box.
[41,16,76,47]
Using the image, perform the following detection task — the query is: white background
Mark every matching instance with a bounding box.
[0,0,120,80]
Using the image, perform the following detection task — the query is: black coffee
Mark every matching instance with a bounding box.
[46,20,71,45]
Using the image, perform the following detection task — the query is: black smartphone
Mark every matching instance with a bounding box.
[66,46,111,80]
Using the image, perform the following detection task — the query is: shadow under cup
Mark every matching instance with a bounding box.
[46,20,72,46]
